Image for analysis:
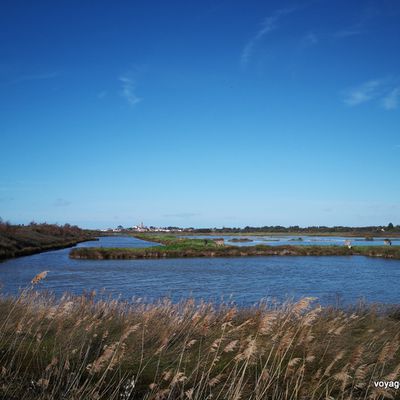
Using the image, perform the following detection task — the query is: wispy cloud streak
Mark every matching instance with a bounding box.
[343,78,400,110]
[382,88,400,110]
[119,76,141,106]
[241,7,298,66]
[343,80,383,106]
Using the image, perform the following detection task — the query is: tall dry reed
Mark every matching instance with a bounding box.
[0,274,399,399]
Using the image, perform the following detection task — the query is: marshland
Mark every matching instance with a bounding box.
[2,0,400,398]
[3,234,400,399]
[69,233,400,261]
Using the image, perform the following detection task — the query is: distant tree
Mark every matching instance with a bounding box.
[388,222,394,230]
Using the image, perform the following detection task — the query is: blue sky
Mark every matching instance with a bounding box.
[1,0,400,229]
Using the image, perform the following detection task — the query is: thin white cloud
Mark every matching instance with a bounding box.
[343,79,384,106]
[382,87,400,110]
[343,78,400,110]
[241,7,298,66]
[119,76,141,107]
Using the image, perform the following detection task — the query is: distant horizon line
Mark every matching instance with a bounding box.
[2,219,399,231]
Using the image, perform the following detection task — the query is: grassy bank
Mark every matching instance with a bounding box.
[1,282,400,399]
[69,234,400,260]
[0,222,98,260]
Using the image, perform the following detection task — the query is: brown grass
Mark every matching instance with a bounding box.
[1,276,400,399]
[0,222,97,260]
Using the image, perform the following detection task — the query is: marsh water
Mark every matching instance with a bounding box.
[185,235,400,247]
[1,236,400,306]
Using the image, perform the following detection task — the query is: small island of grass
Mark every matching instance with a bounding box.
[69,233,400,261]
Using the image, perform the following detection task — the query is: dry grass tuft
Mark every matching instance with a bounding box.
[30,271,49,285]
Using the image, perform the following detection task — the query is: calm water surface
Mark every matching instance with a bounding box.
[1,236,399,306]
[186,235,400,247]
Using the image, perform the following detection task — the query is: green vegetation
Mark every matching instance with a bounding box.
[135,234,224,249]
[0,220,97,260]
[70,234,400,260]
[2,276,400,399]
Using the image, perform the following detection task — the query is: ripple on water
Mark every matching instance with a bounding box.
[0,236,400,306]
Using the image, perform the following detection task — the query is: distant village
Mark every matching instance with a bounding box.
[101,222,193,233]
[100,222,400,235]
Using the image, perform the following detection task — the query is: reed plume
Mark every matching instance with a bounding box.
[0,288,400,399]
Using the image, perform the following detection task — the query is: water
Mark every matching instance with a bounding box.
[1,236,400,306]
[185,235,400,247]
